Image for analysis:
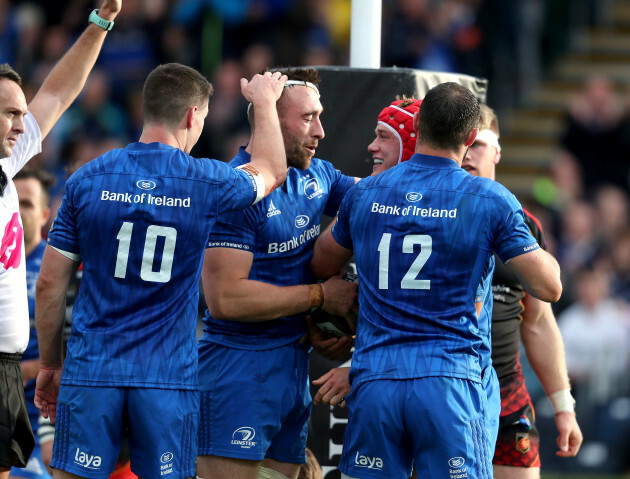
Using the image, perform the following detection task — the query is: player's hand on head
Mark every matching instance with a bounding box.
[307,315,354,360]
[34,367,63,425]
[98,0,122,17]
[240,71,288,105]
[312,367,351,407]
[555,411,583,457]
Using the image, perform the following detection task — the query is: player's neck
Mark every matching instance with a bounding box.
[416,145,466,166]
[24,236,41,257]
[139,125,183,151]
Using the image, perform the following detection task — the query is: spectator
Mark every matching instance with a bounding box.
[560,75,630,192]
[559,267,630,410]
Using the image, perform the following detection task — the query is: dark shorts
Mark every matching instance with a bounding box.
[0,352,35,469]
[493,402,541,468]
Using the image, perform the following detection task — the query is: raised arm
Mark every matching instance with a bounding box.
[34,246,78,423]
[506,248,562,302]
[239,72,288,195]
[520,295,583,457]
[202,247,357,321]
[28,0,122,140]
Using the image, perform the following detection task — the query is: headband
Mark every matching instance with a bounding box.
[283,80,320,97]
[474,129,501,152]
[247,79,321,114]
[377,99,422,164]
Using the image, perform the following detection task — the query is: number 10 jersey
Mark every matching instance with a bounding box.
[48,142,261,390]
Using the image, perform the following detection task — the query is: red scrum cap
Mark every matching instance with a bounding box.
[377,98,422,164]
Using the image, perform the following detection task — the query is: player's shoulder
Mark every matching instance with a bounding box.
[308,157,347,179]
[65,148,125,186]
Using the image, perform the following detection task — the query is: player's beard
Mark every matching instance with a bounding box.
[285,137,312,170]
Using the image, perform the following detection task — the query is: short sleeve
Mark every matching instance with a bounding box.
[213,162,258,212]
[491,193,539,263]
[47,182,80,258]
[207,205,260,253]
[331,185,357,250]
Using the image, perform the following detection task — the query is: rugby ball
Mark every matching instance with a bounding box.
[311,272,358,337]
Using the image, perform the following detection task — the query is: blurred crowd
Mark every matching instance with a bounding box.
[2,0,629,472]
[522,73,630,473]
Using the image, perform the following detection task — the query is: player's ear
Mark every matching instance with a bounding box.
[186,106,197,130]
[465,128,478,147]
[494,146,501,165]
[413,111,419,132]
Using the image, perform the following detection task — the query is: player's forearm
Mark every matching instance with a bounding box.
[521,306,571,397]
[28,1,120,139]
[249,100,287,193]
[35,281,68,368]
[208,280,317,321]
[311,228,352,279]
[35,247,75,368]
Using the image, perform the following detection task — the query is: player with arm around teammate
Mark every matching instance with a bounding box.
[311,82,562,479]
[314,101,583,476]
[0,1,121,475]
[196,67,358,479]
[34,64,288,479]
[463,104,582,477]
[311,97,424,409]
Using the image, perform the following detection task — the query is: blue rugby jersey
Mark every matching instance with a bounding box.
[200,147,355,349]
[23,239,46,431]
[47,142,261,389]
[331,153,539,387]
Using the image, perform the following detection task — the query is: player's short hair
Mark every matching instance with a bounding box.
[0,63,22,86]
[417,82,480,151]
[142,63,214,130]
[479,104,500,135]
[14,166,56,207]
[269,66,321,86]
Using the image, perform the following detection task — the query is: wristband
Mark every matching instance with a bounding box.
[549,389,576,414]
[88,9,114,31]
[308,284,324,308]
